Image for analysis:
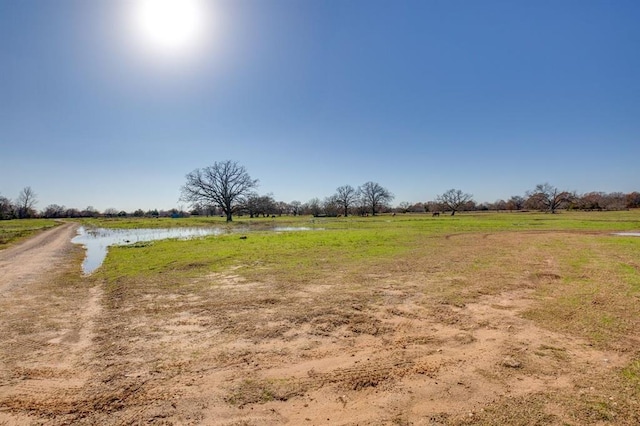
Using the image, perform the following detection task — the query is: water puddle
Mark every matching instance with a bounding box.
[72,226,322,274]
[273,226,317,232]
[72,227,224,274]
[613,232,640,237]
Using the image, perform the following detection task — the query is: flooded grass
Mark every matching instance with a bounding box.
[72,225,324,274]
[72,226,228,274]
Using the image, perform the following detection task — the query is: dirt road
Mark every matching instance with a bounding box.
[0,222,100,425]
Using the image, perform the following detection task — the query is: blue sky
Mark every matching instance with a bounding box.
[1,0,638,212]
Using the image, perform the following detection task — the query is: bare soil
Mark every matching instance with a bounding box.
[0,227,638,425]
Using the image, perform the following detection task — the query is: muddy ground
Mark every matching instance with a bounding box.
[0,224,638,425]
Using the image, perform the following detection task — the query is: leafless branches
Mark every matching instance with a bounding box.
[181,161,258,222]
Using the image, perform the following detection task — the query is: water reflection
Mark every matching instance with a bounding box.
[72,227,224,274]
[273,226,316,232]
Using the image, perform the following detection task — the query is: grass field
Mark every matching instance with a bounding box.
[78,210,640,424]
[81,209,640,232]
[0,218,60,249]
[3,210,640,424]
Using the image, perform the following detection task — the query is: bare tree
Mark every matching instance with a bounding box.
[626,192,640,209]
[275,201,290,216]
[492,199,508,212]
[526,183,572,214]
[323,195,340,217]
[81,206,99,218]
[42,204,66,218]
[436,189,473,216]
[334,185,358,217]
[359,181,394,216]
[103,208,119,217]
[306,198,322,217]
[181,161,258,222]
[602,192,627,210]
[506,195,525,211]
[0,195,15,220]
[397,201,412,213]
[16,186,37,219]
[244,193,276,217]
[290,200,302,216]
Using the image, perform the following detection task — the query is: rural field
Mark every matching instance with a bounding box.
[1,211,639,425]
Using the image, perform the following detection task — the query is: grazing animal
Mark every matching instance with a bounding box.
[239,235,247,240]
[432,212,440,217]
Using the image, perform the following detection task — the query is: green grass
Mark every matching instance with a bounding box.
[82,209,640,232]
[622,359,640,391]
[523,231,640,350]
[91,210,639,282]
[98,224,414,284]
[0,219,60,249]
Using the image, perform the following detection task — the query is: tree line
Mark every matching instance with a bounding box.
[179,161,640,221]
[0,187,188,220]
[2,161,639,220]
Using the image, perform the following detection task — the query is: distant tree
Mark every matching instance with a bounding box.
[425,201,441,213]
[626,192,640,209]
[290,200,302,216]
[104,208,118,217]
[334,185,358,217]
[323,195,339,217]
[306,198,322,217]
[602,192,626,210]
[244,193,260,218]
[0,195,15,220]
[275,201,290,216]
[578,192,606,210]
[245,193,276,217]
[133,209,145,217]
[526,183,572,214]
[65,208,81,218]
[15,186,37,218]
[181,160,258,222]
[397,201,412,213]
[358,181,394,216]
[81,206,99,218]
[506,195,525,211]
[258,194,276,216]
[436,189,473,216]
[403,202,425,213]
[493,199,507,212]
[42,204,66,218]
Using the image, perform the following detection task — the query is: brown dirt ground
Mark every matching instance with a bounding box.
[0,226,638,425]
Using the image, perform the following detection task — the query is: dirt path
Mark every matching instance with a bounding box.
[0,222,79,294]
[0,222,105,425]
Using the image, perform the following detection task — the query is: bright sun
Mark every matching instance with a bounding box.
[132,0,209,56]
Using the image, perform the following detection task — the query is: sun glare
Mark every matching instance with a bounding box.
[132,0,209,57]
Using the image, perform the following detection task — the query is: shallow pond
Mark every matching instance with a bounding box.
[72,227,225,274]
[72,226,321,274]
